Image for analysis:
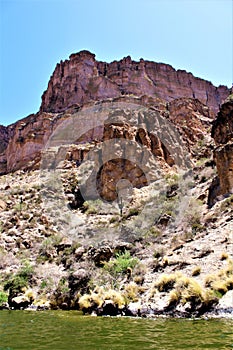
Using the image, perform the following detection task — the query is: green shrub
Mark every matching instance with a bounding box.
[4,261,34,296]
[124,208,140,219]
[104,251,138,276]
[0,291,8,305]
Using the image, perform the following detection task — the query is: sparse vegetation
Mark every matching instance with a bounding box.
[0,145,232,317]
[205,260,233,296]
[220,252,229,260]
[151,272,218,311]
[82,199,103,214]
[3,261,34,297]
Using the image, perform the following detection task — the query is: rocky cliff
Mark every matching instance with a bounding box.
[0,51,230,176]
[0,125,11,175]
[211,95,233,197]
[40,50,229,116]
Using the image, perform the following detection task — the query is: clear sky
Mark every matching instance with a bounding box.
[0,0,232,126]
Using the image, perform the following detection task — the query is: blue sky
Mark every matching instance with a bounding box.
[0,0,232,126]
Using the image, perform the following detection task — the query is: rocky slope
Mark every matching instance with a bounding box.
[0,51,232,317]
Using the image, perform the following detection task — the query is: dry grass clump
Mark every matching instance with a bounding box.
[104,289,125,308]
[123,282,139,303]
[192,266,201,276]
[79,287,125,313]
[79,291,103,311]
[155,273,177,292]
[151,272,217,309]
[205,259,233,297]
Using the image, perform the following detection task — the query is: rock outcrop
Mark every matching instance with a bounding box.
[40,50,229,116]
[5,113,59,173]
[1,95,215,177]
[0,125,9,154]
[211,95,233,197]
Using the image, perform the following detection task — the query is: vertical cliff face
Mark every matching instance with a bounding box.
[0,125,9,154]
[40,50,229,115]
[0,125,9,174]
[211,95,233,196]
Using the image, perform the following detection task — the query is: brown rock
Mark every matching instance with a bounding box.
[211,95,233,196]
[212,95,233,145]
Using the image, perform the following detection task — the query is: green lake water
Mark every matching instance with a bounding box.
[0,311,232,350]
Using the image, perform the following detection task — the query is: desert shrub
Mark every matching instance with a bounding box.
[165,173,180,186]
[180,278,203,304]
[3,260,34,296]
[220,194,233,211]
[124,207,140,219]
[220,252,229,260]
[153,246,165,259]
[146,226,161,238]
[182,198,204,233]
[109,216,118,224]
[82,199,102,214]
[104,251,138,276]
[0,291,8,306]
[37,235,62,262]
[104,289,125,308]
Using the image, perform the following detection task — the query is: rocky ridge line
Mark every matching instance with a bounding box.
[40,51,229,116]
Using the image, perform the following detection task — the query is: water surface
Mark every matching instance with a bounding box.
[0,311,232,350]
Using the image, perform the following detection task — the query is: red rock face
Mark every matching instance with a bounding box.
[168,98,213,151]
[40,50,229,115]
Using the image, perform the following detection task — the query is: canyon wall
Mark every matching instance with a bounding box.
[0,51,230,177]
[212,95,233,196]
[40,50,229,116]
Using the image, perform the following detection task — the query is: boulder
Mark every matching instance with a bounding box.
[0,199,7,211]
[217,290,233,312]
[11,295,30,309]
